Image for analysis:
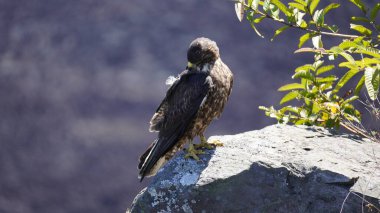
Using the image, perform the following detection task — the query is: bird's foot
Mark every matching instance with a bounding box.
[184,144,205,161]
[194,141,215,150]
[195,139,224,149]
[194,135,223,150]
[208,139,224,147]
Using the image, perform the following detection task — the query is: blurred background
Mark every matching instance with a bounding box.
[0,0,375,212]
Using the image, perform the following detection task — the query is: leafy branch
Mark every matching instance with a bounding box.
[234,0,380,141]
[238,0,380,42]
[239,1,360,39]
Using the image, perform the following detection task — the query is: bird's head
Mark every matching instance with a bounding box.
[187,37,220,70]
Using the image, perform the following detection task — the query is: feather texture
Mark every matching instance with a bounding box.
[139,71,212,180]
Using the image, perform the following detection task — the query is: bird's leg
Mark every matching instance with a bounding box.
[194,134,223,149]
[194,134,214,149]
[184,142,205,161]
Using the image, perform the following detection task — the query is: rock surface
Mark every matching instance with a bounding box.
[129,125,380,213]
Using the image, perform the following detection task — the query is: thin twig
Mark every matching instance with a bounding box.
[351,192,380,212]
[256,10,359,39]
[340,190,353,213]
[241,2,378,40]
[341,121,372,139]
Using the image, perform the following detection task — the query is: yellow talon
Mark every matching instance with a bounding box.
[194,135,224,149]
[184,144,204,161]
[208,139,224,147]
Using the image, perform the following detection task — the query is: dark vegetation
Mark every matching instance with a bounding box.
[234,0,380,142]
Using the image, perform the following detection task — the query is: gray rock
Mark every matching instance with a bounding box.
[130,125,380,213]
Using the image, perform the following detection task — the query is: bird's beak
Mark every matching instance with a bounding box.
[187,62,194,68]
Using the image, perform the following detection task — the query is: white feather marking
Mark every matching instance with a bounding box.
[146,157,167,177]
[202,63,211,72]
[140,139,158,174]
[165,75,178,86]
[140,139,168,177]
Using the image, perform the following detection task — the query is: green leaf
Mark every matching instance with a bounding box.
[299,108,309,118]
[278,83,305,91]
[353,36,365,43]
[279,106,300,114]
[370,3,380,21]
[295,119,308,125]
[280,91,299,105]
[250,22,264,38]
[312,35,323,48]
[258,106,269,111]
[355,47,380,58]
[364,67,378,100]
[333,69,360,93]
[313,9,324,26]
[271,26,290,41]
[316,65,334,76]
[312,101,321,114]
[326,25,338,33]
[252,0,260,10]
[263,0,271,14]
[338,61,358,69]
[316,75,337,83]
[313,60,323,70]
[295,64,314,72]
[339,40,359,50]
[288,2,305,11]
[235,1,245,22]
[373,68,380,97]
[354,75,365,95]
[357,58,380,67]
[294,0,307,6]
[323,3,340,15]
[309,0,320,14]
[247,12,265,38]
[292,70,314,81]
[301,78,309,88]
[341,96,359,105]
[339,52,356,64]
[300,20,308,28]
[319,82,333,91]
[343,113,360,123]
[351,16,369,23]
[295,11,306,26]
[254,16,266,23]
[271,0,290,15]
[330,47,355,64]
[269,3,280,19]
[299,33,311,48]
[248,0,253,7]
[349,0,366,13]
[350,24,372,36]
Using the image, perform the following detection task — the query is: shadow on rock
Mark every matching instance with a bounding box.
[131,161,379,213]
[192,164,379,213]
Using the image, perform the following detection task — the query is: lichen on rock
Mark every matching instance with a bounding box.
[129,125,380,213]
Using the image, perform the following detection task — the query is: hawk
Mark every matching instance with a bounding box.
[138,37,233,181]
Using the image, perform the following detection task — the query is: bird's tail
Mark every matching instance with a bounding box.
[138,138,162,182]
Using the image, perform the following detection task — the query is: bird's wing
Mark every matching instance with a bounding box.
[159,72,211,139]
[139,72,212,178]
[227,72,233,98]
[149,75,181,132]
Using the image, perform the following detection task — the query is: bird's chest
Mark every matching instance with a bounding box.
[205,73,229,113]
[195,68,231,128]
